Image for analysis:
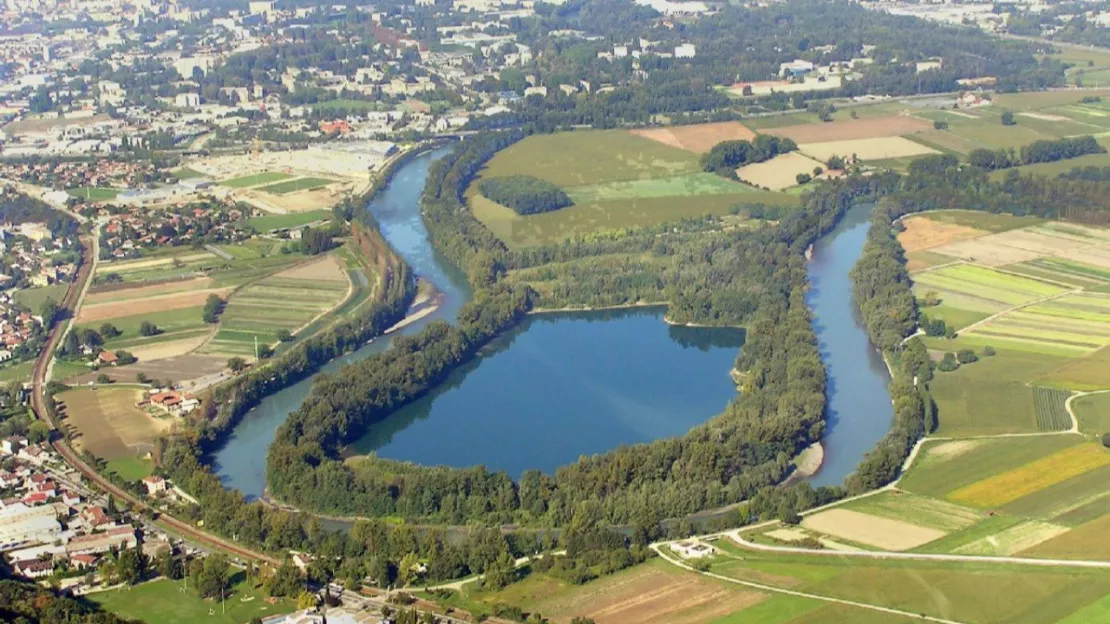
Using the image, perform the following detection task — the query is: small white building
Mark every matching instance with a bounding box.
[672,540,715,559]
[175,93,200,108]
[675,43,696,59]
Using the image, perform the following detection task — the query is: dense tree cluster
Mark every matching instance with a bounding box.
[967,135,1104,171]
[0,191,81,239]
[478,175,574,215]
[0,578,138,624]
[701,135,797,174]
[849,202,918,351]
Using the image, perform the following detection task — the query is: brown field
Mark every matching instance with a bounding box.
[1021,513,1110,560]
[802,508,946,551]
[897,215,987,254]
[933,228,1110,267]
[630,122,756,153]
[128,333,212,361]
[63,354,227,387]
[799,137,938,161]
[75,287,233,324]
[736,152,825,190]
[765,115,932,143]
[85,277,214,302]
[535,563,766,624]
[105,252,215,273]
[58,387,177,460]
[245,186,344,213]
[274,253,348,282]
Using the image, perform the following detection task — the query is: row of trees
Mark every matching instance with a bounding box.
[967,135,1105,171]
[478,175,574,215]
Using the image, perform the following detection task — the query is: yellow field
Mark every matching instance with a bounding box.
[736,152,824,190]
[949,443,1110,508]
[799,136,938,161]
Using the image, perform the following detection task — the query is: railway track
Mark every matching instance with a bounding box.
[28,226,278,566]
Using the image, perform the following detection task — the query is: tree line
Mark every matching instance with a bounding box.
[701,135,797,174]
[967,135,1105,171]
[478,175,574,215]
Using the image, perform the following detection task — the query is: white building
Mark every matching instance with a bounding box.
[672,540,715,559]
[174,93,200,108]
[675,43,696,59]
[0,502,64,548]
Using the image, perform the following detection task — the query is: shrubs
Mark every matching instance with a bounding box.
[982,345,996,356]
[956,349,978,364]
[478,175,573,215]
[701,134,797,172]
[937,352,959,372]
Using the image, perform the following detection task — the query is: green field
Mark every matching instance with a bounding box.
[78,306,210,351]
[90,575,292,624]
[0,360,33,383]
[246,209,332,231]
[468,130,798,247]
[14,283,68,312]
[200,264,349,357]
[1034,386,1074,432]
[899,436,1081,499]
[1072,392,1110,435]
[171,167,206,180]
[259,177,334,194]
[66,187,119,200]
[97,250,222,283]
[840,491,983,532]
[219,171,293,188]
[105,455,154,481]
[913,209,1043,233]
[913,264,1068,308]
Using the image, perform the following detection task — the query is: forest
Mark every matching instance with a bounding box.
[967,135,1105,170]
[0,577,138,624]
[478,175,574,215]
[701,135,797,174]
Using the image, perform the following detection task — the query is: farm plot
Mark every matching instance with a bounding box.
[220,171,293,188]
[932,223,1110,267]
[897,214,986,254]
[1004,257,1110,288]
[1022,513,1110,560]
[76,282,231,324]
[96,250,223,283]
[469,130,798,247]
[259,176,334,194]
[1034,386,1074,431]
[947,443,1110,508]
[800,508,946,551]
[200,255,349,357]
[57,387,177,460]
[961,293,1110,357]
[798,137,937,162]
[1072,392,1110,435]
[839,491,982,533]
[1002,463,1110,524]
[899,436,1081,499]
[913,263,1067,308]
[528,560,767,624]
[951,521,1069,556]
[763,115,933,143]
[736,152,825,190]
[629,121,756,153]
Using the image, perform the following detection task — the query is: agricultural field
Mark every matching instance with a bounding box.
[799,136,938,162]
[95,249,224,283]
[737,152,825,190]
[763,115,933,143]
[631,121,755,153]
[468,129,798,247]
[198,254,350,358]
[258,176,334,195]
[219,171,293,188]
[1034,386,1074,432]
[91,574,292,624]
[57,386,178,460]
[1072,392,1110,434]
[245,209,331,232]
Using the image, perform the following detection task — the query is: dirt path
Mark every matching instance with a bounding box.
[1065,388,1110,434]
[651,542,969,624]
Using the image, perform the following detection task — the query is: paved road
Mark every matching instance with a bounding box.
[28,221,279,566]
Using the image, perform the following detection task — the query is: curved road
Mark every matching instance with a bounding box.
[29,224,278,566]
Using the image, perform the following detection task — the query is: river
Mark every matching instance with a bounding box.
[210,147,471,498]
[212,147,890,501]
[805,203,895,487]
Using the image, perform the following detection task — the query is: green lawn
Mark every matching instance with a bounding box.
[989,150,1110,180]
[66,187,119,200]
[710,595,822,623]
[258,177,334,194]
[105,455,153,481]
[76,306,209,351]
[246,209,332,231]
[171,167,206,180]
[14,283,68,312]
[90,575,293,624]
[913,209,1044,232]
[0,360,33,383]
[220,172,293,188]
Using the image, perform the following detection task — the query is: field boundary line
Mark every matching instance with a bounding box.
[651,542,970,624]
[724,530,1110,569]
[990,264,1087,290]
[957,287,1082,336]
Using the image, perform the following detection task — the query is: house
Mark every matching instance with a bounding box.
[60,490,80,506]
[319,120,351,135]
[2,436,27,454]
[79,505,113,529]
[142,475,167,495]
[66,526,137,556]
[14,558,54,579]
[98,351,118,365]
[70,553,98,569]
[672,540,715,559]
[18,445,45,463]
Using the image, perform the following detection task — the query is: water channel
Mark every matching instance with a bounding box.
[211,147,892,502]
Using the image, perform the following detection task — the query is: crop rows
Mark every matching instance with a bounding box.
[1034,386,1074,432]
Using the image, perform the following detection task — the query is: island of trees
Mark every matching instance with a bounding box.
[701,135,797,174]
[479,175,574,215]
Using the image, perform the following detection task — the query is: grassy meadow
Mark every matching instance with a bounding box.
[259,176,334,194]
[219,171,292,188]
[90,575,292,624]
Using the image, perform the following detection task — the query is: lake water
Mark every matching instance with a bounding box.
[211,145,891,502]
[805,203,895,487]
[350,307,745,477]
